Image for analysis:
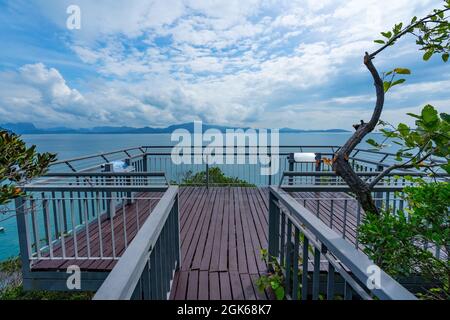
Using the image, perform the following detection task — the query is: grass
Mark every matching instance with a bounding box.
[0,257,93,300]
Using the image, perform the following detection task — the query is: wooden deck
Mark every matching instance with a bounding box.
[169,187,272,300]
[29,187,361,300]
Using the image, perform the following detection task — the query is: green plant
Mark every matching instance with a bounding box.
[0,285,93,300]
[0,129,56,206]
[256,249,286,300]
[0,257,93,300]
[359,181,449,300]
[257,234,313,300]
[367,105,449,178]
[180,167,255,187]
[0,257,21,274]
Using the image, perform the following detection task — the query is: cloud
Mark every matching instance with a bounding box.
[0,0,449,130]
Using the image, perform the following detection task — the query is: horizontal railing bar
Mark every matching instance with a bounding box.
[51,147,145,166]
[282,171,449,177]
[280,185,406,192]
[270,186,417,300]
[141,145,342,149]
[93,186,178,300]
[43,172,167,177]
[22,185,169,192]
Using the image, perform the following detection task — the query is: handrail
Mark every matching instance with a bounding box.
[282,171,450,177]
[50,147,145,166]
[48,145,413,171]
[93,186,179,300]
[22,185,169,192]
[269,186,417,300]
[42,172,167,177]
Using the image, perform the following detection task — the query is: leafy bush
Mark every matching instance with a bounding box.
[0,285,93,300]
[1,130,56,206]
[255,249,286,300]
[359,181,449,299]
[0,257,92,300]
[180,167,255,187]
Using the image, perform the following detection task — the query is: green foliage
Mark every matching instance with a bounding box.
[359,182,450,299]
[0,285,93,300]
[180,167,255,187]
[382,68,411,93]
[369,105,449,174]
[0,257,92,300]
[257,235,311,300]
[0,257,21,274]
[0,130,56,206]
[375,2,450,62]
[256,249,286,300]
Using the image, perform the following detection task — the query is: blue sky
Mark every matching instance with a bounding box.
[0,0,449,129]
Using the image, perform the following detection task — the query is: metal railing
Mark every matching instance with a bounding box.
[268,186,418,300]
[44,145,439,187]
[93,186,179,300]
[278,171,449,259]
[15,173,169,266]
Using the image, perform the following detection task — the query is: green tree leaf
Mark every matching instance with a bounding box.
[393,68,411,75]
[423,50,434,61]
[443,53,449,62]
[421,104,439,125]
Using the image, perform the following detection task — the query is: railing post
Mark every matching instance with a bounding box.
[315,153,322,185]
[125,158,133,205]
[375,164,384,210]
[268,190,280,268]
[142,154,148,172]
[268,154,272,186]
[15,197,31,281]
[104,163,115,219]
[206,155,209,189]
[288,153,294,185]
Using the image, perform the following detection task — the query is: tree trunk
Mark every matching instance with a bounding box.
[333,53,385,215]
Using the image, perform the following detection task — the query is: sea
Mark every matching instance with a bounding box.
[0,132,386,261]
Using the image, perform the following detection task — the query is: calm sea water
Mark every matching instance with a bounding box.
[0,132,384,261]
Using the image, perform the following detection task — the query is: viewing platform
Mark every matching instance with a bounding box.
[13,146,447,300]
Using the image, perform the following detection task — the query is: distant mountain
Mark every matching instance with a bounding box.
[1,122,350,134]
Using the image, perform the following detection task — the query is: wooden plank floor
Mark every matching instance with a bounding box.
[169,187,272,300]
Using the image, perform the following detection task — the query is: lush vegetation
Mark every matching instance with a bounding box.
[0,257,93,300]
[180,167,255,187]
[359,180,449,300]
[0,129,56,206]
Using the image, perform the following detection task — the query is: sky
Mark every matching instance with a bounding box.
[0,0,449,130]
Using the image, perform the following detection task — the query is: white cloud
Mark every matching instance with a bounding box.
[1,0,449,130]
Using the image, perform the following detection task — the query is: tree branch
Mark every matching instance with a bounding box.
[369,7,450,58]
[369,152,433,188]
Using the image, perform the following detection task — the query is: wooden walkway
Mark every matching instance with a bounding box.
[169,187,272,300]
[29,187,361,300]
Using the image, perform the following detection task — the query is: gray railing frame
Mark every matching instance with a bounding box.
[268,186,417,300]
[93,186,180,300]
